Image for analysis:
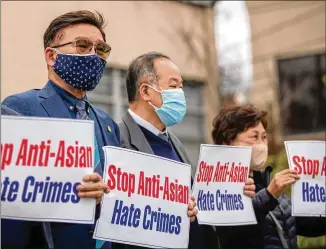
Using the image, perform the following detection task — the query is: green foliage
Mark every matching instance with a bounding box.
[267,150,326,249]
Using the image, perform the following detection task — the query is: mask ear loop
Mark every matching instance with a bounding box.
[51,48,61,54]
[49,48,61,66]
[143,84,162,109]
[146,83,162,93]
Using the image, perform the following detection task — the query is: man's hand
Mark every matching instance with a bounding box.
[188,196,198,222]
[76,173,110,205]
[267,169,300,198]
[244,177,256,198]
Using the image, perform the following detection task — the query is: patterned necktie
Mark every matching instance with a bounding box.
[75,100,110,249]
[75,100,102,176]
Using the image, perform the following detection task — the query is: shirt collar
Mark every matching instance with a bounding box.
[49,81,88,112]
[128,109,168,137]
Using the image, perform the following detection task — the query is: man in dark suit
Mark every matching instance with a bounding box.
[2,10,119,249]
[117,52,219,249]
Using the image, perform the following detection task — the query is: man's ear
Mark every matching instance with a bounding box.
[139,84,151,101]
[44,47,56,67]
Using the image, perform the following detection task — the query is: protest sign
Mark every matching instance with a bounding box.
[1,116,96,224]
[93,147,191,249]
[192,144,257,226]
[285,141,326,217]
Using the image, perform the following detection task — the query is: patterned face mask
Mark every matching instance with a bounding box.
[53,49,107,91]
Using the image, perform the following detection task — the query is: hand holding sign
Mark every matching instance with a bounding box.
[243,178,256,198]
[77,173,110,205]
[267,169,301,198]
[187,196,198,222]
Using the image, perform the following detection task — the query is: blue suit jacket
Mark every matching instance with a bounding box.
[1,81,120,248]
[1,105,21,115]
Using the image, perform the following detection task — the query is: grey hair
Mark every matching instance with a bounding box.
[125,51,170,102]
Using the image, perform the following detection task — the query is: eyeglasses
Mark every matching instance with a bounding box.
[51,38,111,60]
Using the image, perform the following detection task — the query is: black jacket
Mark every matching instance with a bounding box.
[216,166,326,249]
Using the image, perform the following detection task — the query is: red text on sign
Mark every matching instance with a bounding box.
[162,177,189,204]
[292,155,326,178]
[1,143,14,170]
[197,161,214,185]
[138,172,160,198]
[107,165,136,197]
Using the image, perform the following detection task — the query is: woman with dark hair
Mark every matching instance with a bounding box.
[212,105,326,249]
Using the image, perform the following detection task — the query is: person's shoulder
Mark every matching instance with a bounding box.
[168,132,183,145]
[2,89,41,115]
[3,89,40,104]
[1,105,21,115]
[91,105,115,122]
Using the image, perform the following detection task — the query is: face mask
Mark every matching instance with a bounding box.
[52,49,106,91]
[250,144,268,171]
[234,142,268,171]
[147,85,187,127]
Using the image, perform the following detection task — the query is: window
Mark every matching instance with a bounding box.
[277,53,326,135]
[169,81,206,175]
[87,68,128,122]
[88,68,206,173]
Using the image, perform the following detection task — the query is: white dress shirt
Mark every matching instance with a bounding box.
[128,109,168,137]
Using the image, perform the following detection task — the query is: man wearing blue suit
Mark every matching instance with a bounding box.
[2,10,119,249]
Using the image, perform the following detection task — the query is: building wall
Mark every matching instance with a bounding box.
[1,1,215,97]
[1,1,220,172]
[246,1,325,144]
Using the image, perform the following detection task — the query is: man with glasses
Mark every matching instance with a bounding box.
[2,10,119,249]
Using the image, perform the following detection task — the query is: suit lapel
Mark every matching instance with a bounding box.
[39,82,72,119]
[169,134,189,164]
[122,112,154,154]
[90,105,110,146]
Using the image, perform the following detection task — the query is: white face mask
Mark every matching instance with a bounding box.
[250,144,268,171]
[234,142,268,171]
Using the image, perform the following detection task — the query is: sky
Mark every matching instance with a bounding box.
[214,1,253,101]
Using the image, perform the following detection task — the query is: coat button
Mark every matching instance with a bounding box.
[89,230,94,237]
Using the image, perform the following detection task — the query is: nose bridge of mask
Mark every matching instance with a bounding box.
[158,86,185,103]
[253,143,268,153]
[146,84,186,108]
[51,47,98,58]
[250,143,268,169]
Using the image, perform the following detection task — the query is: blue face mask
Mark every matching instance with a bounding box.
[148,86,187,127]
[53,49,106,91]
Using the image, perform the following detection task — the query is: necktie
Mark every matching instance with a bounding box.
[158,132,169,143]
[75,100,110,249]
[75,100,102,176]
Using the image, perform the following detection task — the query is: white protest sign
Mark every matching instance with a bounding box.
[94,147,191,249]
[284,141,326,217]
[192,144,257,226]
[1,116,96,224]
